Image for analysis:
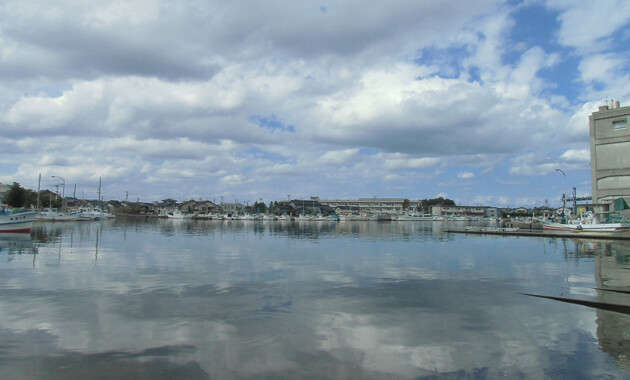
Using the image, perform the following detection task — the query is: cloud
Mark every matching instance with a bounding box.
[458,172,475,179]
[560,149,590,163]
[319,149,359,165]
[383,155,441,170]
[549,0,630,53]
[0,0,625,206]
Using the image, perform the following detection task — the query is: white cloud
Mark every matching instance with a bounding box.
[578,54,625,85]
[0,0,624,206]
[319,148,359,165]
[560,149,590,163]
[383,154,441,170]
[549,0,630,53]
[220,174,252,186]
[458,172,475,179]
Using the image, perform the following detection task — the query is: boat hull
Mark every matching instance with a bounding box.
[544,222,630,232]
[0,211,37,233]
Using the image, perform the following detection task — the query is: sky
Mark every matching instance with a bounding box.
[1,0,629,208]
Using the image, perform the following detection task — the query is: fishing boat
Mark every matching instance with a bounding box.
[79,207,114,220]
[0,210,37,233]
[396,211,444,221]
[167,210,192,219]
[36,208,82,221]
[543,221,630,232]
[543,211,630,232]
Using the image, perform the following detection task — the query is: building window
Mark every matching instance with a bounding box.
[613,119,627,130]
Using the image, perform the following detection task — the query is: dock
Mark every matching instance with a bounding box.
[444,226,630,240]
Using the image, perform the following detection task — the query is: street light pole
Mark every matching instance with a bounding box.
[572,187,577,216]
[555,169,566,223]
[51,175,65,211]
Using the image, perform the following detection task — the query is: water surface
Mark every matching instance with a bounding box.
[1,218,630,379]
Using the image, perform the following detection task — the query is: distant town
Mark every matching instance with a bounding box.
[2,181,578,221]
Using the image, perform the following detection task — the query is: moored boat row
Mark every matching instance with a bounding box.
[35,207,115,221]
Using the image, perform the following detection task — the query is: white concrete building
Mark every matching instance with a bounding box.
[431,205,500,218]
[589,101,630,209]
[320,198,421,215]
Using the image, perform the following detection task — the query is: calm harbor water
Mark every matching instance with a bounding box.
[1,217,630,379]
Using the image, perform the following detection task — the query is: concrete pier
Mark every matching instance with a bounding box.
[445,226,630,240]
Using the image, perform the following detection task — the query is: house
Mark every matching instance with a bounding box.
[153,199,178,216]
[221,202,244,215]
[514,207,529,215]
[179,200,221,215]
[38,189,60,208]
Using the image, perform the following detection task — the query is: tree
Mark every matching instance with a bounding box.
[4,182,27,207]
[253,201,267,214]
[268,201,280,214]
[418,197,456,213]
[25,189,38,208]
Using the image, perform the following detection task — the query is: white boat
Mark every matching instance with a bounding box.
[295,214,313,221]
[79,207,112,220]
[219,213,235,220]
[0,210,37,233]
[167,210,192,219]
[396,212,444,221]
[543,212,630,232]
[36,208,82,221]
[88,207,114,219]
[315,214,335,221]
[544,221,630,232]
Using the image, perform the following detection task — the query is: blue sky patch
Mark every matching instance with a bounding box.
[509,3,561,54]
[32,84,73,98]
[538,55,581,104]
[0,163,19,173]
[414,46,470,79]
[249,115,296,133]
[240,147,288,163]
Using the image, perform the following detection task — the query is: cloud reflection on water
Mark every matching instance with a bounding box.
[0,219,629,378]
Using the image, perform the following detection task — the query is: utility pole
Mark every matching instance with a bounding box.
[53,184,60,204]
[555,169,566,222]
[572,187,577,216]
[36,173,41,210]
[51,176,65,211]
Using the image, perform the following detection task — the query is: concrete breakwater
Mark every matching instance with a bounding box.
[445,226,630,240]
[501,219,544,230]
